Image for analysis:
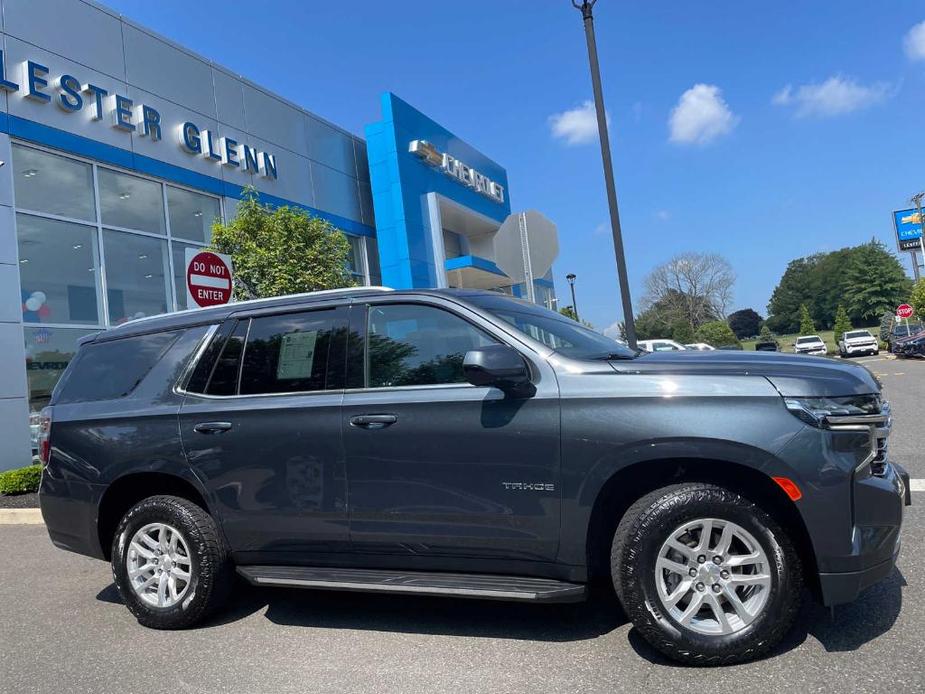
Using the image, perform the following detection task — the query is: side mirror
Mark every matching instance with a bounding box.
[463,345,534,397]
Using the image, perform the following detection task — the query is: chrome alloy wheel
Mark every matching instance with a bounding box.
[127,523,193,608]
[654,518,771,636]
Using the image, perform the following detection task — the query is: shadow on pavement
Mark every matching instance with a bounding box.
[627,567,907,666]
[97,578,627,642]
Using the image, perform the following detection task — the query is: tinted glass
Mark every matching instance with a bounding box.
[24,326,97,414]
[465,293,636,360]
[846,331,872,339]
[98,168,166,234]
[12,145,96,221]
[239,311,336,395]
[17,214,101,325]
[103,231,170,324]
[206,321,248,396]
[55,331,180,404]
[367,304,496,388]
[167,186,220,242]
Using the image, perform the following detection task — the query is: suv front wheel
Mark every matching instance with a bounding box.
[111,495,233,629]
[611,482,802,665]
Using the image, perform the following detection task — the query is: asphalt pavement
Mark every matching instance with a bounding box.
[2,357,924,693]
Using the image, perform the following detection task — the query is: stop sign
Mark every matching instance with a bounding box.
[897,304,914,320]
[185,249,233,308]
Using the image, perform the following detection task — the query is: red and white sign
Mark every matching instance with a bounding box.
[897,303,914,320]
[185,249,233,308]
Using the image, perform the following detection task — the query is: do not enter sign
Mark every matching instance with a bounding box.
[897,304,914,320]
[185,249,233,308]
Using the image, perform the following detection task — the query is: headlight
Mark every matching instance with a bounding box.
[784,395,881,427]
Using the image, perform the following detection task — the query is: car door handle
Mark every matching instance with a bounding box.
[193,421,233,435]
[349,414,398,430]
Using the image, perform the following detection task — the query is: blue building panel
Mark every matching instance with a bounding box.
[365,92,512,289]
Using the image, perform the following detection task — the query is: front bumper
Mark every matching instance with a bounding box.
[817,462,909,606]
[844,343,878,354]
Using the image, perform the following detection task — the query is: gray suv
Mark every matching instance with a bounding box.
[38,288,910,665]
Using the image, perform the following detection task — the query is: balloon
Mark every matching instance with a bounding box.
[33,291,46,304]
[25,297,40,312]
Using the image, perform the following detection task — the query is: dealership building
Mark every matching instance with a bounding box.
[0,0,559,468]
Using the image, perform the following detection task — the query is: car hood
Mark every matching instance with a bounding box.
[894,329,925,344]
[612,350,879,397]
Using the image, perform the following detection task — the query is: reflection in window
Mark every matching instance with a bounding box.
[367,304,496,388]
[239,311,336,394]
[12,145,96,221]
[98,168,166,234]
[345,235,364,281]
[24,326,97,416]
[16,214,100,325]
[102,231,170,324]
[167,186,220,243]
[206,321,248,396]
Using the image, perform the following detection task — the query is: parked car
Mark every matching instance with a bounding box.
[754,340,780,352]
[637,339,687,352]
[793,335,827,356]
[892,327,925,359]
[887,323,923,353]
[838,330,879,358]
[684,342,716,351]
[39,288,909,666]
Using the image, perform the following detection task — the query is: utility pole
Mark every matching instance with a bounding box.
[566,273,579,320]
[571,0,637,349]
[912,193,925,283]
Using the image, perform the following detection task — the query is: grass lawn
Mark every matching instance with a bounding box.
[740,326,879,353]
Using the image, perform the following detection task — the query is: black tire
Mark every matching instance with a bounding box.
[611,483,802,666]
[111,495,233,629]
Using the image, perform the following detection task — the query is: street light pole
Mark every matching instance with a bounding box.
[566,273,579,320]
[571,0,637,349]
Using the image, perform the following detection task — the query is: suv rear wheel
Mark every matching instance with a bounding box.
[611,482,802,665]
[111,495,233,629]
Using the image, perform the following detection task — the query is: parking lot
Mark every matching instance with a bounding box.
[1,357,924,694]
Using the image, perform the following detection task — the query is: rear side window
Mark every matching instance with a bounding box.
[56,331,180,404]
[239,310,337,395]
[206,321,249,396]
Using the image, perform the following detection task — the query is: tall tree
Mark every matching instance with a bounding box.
[906,278,925,319]
[727,308,763,339]
[799,304,815,335]
[841,241,912,323]
[832,304,852,338]
[210,188,355,300]
[643,252,735,333]
[766,256,821,333]
[635,290,717,342]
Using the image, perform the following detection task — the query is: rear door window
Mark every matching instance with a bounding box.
[55,331,180,404]
[205,321,249,396]
[238,310,338,395]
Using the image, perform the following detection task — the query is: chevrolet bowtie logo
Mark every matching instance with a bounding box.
[409,140,443,167]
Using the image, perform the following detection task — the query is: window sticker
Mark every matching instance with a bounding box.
[276,331,318,380]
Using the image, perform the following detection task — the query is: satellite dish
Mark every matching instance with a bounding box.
[493,210,559,284]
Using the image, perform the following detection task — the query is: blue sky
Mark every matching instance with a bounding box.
[103,0,925,333]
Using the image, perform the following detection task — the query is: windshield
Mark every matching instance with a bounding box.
[465,293,637,360]
[846,331,872,339]
[796,336,820,344]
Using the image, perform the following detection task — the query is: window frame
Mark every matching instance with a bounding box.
[348,300,515,392]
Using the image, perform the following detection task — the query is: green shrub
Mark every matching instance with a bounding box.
[0,464,41,495]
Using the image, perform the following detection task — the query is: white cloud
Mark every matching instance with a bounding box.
[549,100,609,145]
[772,76,893,118]
[904,20,925,61]
[655,209,671,222]
[668,84,739,145]
[593,222,608,236]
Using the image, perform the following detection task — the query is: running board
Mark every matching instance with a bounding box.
[236,566,586,603]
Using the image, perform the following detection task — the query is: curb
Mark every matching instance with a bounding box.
[0,508,44,525]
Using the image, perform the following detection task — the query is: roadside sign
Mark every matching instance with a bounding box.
[893,209,924,252]
[185,249,233,308]
[897,304,914,320]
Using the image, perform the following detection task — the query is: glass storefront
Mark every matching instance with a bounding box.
[12,143,221,415]
[11,142,371,419]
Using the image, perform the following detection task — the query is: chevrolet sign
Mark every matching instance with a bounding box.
[409,140,504,204]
